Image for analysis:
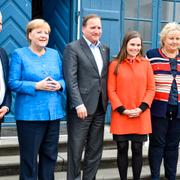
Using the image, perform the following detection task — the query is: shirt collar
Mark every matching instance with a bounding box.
[83,35,101,48]
[125,56,142,63]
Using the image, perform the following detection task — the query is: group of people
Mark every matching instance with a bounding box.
[0,11,180,180]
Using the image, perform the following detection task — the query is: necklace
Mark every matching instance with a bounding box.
[161,48,178,58]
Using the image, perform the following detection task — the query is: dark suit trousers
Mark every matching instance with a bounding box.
[67,99,105,180]
[16,120,60,180]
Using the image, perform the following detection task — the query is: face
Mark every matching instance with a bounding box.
[82,17,102,44]
[163,30,180,52]
[0,15,2,32]
[126,37,142,59]
[29,27,49,48]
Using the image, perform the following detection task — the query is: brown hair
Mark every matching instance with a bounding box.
[114,31,144,75]
[82,14,101,27]
[26,19,51,42]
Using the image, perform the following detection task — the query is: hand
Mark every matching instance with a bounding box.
[0,106,8,120]
[76,106,87,120]
[35,77,61,91]
[123,109,133,116]
[47,78,61,91]
[128,108,142,118]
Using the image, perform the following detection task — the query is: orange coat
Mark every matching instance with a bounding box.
[107,57,155,135]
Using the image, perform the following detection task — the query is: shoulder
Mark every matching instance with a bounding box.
[46,47,57,53]
[140,56,150,63]
[11,47,29,63]
[13,47,28,55]
[45,47,59,55]
[65,39,80,49]
[140,57,152,69]
[146,48,160,58]
[109,59,118,68]
[63,40,82,57]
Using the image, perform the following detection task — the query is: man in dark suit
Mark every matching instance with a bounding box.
[63,14,109,180]
[0,12,11,132]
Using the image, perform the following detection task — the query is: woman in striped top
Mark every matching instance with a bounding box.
[146,22,180,180]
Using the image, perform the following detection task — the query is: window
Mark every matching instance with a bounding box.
[123,0,152,51]
[122,0,180,51]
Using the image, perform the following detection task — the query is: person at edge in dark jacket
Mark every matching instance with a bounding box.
[0,11,11,135]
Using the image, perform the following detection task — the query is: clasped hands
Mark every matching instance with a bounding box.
[123,108,142,118]
[35,77,61,91]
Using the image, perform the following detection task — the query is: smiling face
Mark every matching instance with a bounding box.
[28,26,49,49]
[163,30,180,53]
[82,17,102,44]
[126,37,142,59]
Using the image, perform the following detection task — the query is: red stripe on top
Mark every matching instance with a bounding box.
[154,92,169,101]
[151,63,170,71]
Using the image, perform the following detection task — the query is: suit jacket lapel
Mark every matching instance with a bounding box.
[99,45,108,76]
[80,38,99,74]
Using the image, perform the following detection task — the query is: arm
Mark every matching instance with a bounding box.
[0,49,11,119]
[63,44,83,108]
[56,52,66,92]
[129,61,155,118]
[63,44,87,119]
[40,52,66,92]
[1,49,11,109]
[107,61,124,111]
[8,51,36,95]
[141,61,155,107]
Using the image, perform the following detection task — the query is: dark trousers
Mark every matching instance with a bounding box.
[67,101,105,180]
[149,106,180,180]
[116,141,143,180]
[16,120,60,180]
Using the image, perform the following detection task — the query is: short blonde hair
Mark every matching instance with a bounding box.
[26,19,51,42]
[160,22,180,47]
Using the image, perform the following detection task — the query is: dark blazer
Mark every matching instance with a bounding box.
[63,37,109,114]
[0,48,11,116]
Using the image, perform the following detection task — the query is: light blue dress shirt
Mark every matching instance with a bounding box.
[8,47,66,121]
[83,36,103,75]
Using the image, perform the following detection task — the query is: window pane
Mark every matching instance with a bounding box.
[162,1,174,21]
[139,21,152,41]
[175,3,180,22]
[140,0,152,19]
[124,20,138,32]
[125,0,138,17]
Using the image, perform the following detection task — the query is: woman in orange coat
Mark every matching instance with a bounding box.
[108,31,155,180]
